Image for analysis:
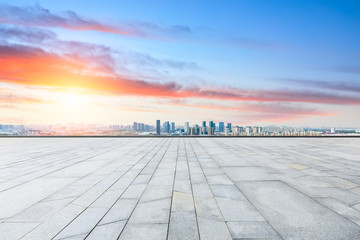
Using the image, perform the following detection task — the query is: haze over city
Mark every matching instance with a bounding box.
[1,0,360,128]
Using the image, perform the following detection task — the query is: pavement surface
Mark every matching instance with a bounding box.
[0,137,360,240]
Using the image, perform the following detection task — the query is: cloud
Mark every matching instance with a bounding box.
[179,87,360,104]
[241,111,334,124]
[0,25,56,43]
[0,93,46,104]
[0,104,19,109]
[0,4,128,34]
[0,25,199,73]
[124,52,200,70]
[163,100,328,116]
[282,79,360,93]
[123,108,169,114]
[160,100,333,124]
[326,66,360,75]
[0,116,26,124]
[1,43,360,105]
[0,3,192,39]
[0,4,285,51]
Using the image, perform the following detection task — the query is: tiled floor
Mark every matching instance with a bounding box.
[0,137,360,239]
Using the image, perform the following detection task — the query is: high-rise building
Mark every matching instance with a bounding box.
[208,127,214,136]
[253,126,259,135]
[133,122,138,132]
[245,126,252,135]
[227,123,232,132]
[163,121,170,133]
[219,122,225,132]
[138,123,144,131]
[184,122,189,134]
[233,126,241,136]
[200,127,206,135]
[225,127,230,136]
[331,128,336,134]
[191,126,198,135]
[156,120,160,135]
[202,121,206,129]
[171,122,175,132]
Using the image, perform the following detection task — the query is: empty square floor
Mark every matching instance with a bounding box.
[1,137,360,240]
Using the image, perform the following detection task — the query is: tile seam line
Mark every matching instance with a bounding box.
[18,138,152,240]
[191,138,237,239]
[197,138,284,240]
[166,138,180,239]
[277,178,360,228]
[213,138,360,236]
[6,141,129,223]
[0,139,130,193]
[17,138,147,239]
[64,137,167,240]
[12,138,142,221]
[114,138,173,240]
[184,138,202,239]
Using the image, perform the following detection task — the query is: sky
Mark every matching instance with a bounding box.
[0,0,360,127]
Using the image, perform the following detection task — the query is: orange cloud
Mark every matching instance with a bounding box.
[1,44,360,106]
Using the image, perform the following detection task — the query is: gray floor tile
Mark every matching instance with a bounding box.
[1,138,360,240]
[227,221,281,239]
[168,211,199,240]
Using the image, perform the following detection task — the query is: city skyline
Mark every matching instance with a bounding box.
[2,118,358,136]
[1,1,360,127]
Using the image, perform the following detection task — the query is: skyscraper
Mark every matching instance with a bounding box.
[133,122,138,132]
[171,122,175,132]
[227,123,232,132]
[253,126,259,135]
[191,126,198,135]
[156,120,160,135]
[225,127,230,136]
[245,126,252,135]
[219,122,225,132]
[208,127,214,135]
[205,120,212,135]
[200,127,206,135]
[184,122,189,134]
[202,121,206,129]
[163,121,170,133]
[233,126,241,136]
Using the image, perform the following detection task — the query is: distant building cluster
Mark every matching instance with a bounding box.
[0,124,25,135]
[154,120,325,136]
[0,122,359,136]
[154,120,263,136]
[132,122,154,132]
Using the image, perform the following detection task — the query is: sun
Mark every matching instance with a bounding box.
[63,92,86,108]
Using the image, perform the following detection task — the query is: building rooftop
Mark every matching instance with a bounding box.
[0,137,360,239]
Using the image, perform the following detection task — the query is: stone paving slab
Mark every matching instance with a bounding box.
[0,137,360,239]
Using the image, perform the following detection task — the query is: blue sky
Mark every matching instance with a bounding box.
[0,0,360,127]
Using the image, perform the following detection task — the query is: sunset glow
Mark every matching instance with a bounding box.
[0,1,360,127]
